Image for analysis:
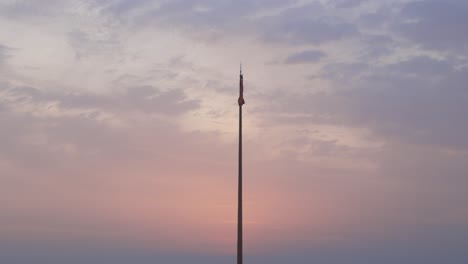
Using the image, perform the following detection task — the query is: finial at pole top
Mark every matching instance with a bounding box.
[240,62,242,75]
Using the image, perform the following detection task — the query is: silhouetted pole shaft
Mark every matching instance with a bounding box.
[237,105,243,264]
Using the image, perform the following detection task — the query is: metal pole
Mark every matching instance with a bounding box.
[237,104,243,264]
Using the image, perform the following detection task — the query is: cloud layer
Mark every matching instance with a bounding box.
[1,0,468,263]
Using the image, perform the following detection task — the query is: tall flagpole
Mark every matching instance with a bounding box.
[237,64,245,264]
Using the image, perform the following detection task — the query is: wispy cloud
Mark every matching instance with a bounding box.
[284,50,326,64]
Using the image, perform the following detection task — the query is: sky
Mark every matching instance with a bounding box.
[0,0,468,263]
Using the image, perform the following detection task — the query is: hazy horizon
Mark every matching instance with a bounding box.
[1,0,468,263]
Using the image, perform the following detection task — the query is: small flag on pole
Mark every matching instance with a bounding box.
[238,65,245,106]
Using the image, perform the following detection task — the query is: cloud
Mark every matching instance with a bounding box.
[385,55,453,76]
[259,3,358,45]
[0,44,11,64]
[331,0,368,9]
[67,29,120,59]
[0,81,201,181]
[1,84,200,116]
[265,55,468,149]
[395,0,468,52]
[0,0,70,20]
[0,79,237,254]
[284,50,326,64]
[100,0,359,46]
[101,0,296,32]
[343,60,468,149]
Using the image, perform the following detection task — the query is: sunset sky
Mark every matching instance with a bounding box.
[1,0,468,263]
